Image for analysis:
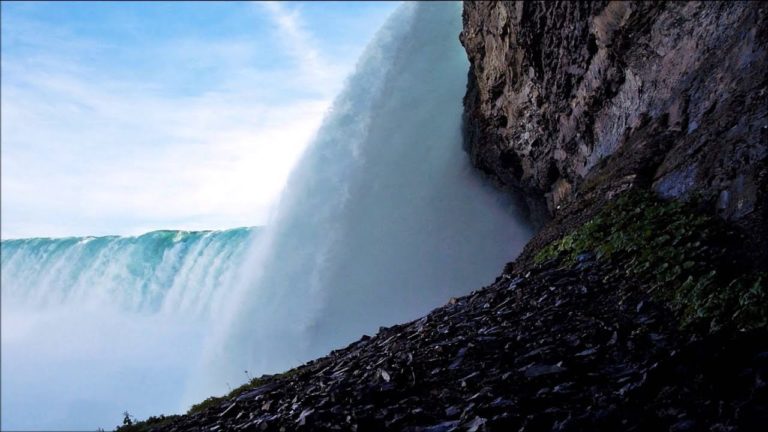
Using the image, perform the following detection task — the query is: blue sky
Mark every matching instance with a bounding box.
[1,1,400,239]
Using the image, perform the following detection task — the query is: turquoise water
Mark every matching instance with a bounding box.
[1,227,258,430]
[1,3,531,429]
[1,227,257,315]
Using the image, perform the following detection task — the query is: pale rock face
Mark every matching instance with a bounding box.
[460,1,768,247]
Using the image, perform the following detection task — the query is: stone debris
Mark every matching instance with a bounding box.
[143,253,768,431]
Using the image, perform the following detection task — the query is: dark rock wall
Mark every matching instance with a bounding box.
[460,1,768,242]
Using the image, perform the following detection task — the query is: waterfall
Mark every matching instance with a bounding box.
[1,228,257,315]
[1,2,531,429]
[0,228,256,430]
[189,1,531,405]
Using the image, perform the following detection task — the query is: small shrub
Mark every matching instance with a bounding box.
[115,413,179,432]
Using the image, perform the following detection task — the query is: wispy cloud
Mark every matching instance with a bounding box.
[0,2,399,239]
[257,2,339,93]
[2,58,328,238]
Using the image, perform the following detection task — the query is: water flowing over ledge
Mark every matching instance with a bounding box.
[1,3,530,429]
[191,1,530,405]
[1,228,257,429]
[1,228,257,315]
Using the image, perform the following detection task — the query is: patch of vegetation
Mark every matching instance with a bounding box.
[114,413,179,432]
[186,368,301,415]
[186,394,227,416]
[535,190,767,332]
[116,367,305,430]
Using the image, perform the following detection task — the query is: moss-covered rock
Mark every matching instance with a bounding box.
[535,190,767,332]
[116,368,306,430]
[114,414,179,432]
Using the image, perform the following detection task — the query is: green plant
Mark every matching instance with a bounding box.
[122,411,133,427]
[114,414,179,432]
[534,190,767,331]
[186,367,303,415]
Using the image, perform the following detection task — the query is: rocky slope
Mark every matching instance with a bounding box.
[120,192,767,431]
[142,277,765,432]
[120,2,768,431]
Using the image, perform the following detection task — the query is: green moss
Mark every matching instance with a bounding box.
[114,414,179,432]
[186,395,226,416]
[117,368,304,430]
[185,367,304,416]
[535,190,767,332]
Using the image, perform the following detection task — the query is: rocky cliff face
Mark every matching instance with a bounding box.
[461,1,767,242]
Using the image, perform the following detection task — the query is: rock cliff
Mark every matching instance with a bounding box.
[461,1,767,246]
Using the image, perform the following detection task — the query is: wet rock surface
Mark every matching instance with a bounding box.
[460,1,768,251]
[144,253,767,431]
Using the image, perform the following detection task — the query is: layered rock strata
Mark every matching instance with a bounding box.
[460,1,767,243]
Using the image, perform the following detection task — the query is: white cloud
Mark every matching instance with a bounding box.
[0,3,349,239]
[1,1,402,239]
[257,2,337,91]
[1,68,330,238]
